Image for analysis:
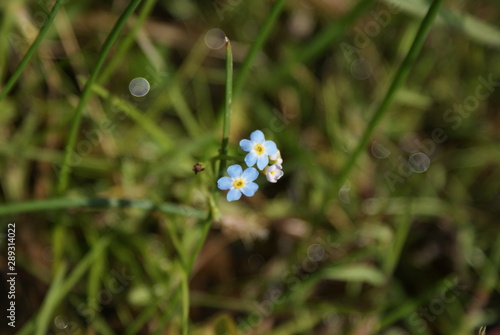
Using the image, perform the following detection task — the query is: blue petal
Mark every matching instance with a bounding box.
[217,177,232,190]
[256,155,269,170]
[241,182,258,197]
[240,139,253,152]
[227,164,242,178]
[227,188,242,201]
[242,167,259,182]
[264,140,278,155]
[244,152,258,167]
[250,130,265,143]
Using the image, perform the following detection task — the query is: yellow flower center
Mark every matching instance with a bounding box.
[254,144,265,155]
[233,178,245,189]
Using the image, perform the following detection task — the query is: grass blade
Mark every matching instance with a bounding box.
[0,0,65,101]
[334,0,444,190]
[98,0,157,84]
[56,0,143,195]
[0,197,207,219]
[218,37,233,180]
[232,0,287,97]
[34,261,68,335]
[35,237,111,335]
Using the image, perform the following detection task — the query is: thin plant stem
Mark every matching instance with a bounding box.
[164,219,186,267]
[178,35,236,335]
[383,200,413,275]
[0,197,207,219]
[0,3,16,82]
[56,0,143,195]
[218,38,233,180]
[0,0,65,101]
[210,154,243,163]
[34,261,68,335]
[213,0,286,177]
[334,0,444,191]
[181,270,189,335]
[98,0,157,84]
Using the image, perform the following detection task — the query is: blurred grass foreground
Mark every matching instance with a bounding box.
[1,0,500,334]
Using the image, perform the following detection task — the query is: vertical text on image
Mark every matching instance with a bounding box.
[6,223,17,328]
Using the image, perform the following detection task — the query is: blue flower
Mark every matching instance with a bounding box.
[240,130,278,170]
[217,164,259,201]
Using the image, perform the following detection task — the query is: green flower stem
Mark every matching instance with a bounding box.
[56,0,142,195]
[334,0,444,191]
[0,0,65,101]
[210,154,242,163]
[0,197,207,219]
[181,270,189,335]
[217,38,233,180]
[215,0,286,176]
[183,2,287,331]
[177,34,237,335]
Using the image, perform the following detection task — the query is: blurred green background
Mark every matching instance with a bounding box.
[1,0,500,334]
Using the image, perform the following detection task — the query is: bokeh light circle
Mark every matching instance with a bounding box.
[408,153,430,173]
[204,28,226,49]
[54,315,68,329]
[351,58,372,80]
[307,244,326,262]
[129,77,150,97]
[371,141,391,159]
[338,180,351,204]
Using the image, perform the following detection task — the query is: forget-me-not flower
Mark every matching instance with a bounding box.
[240,130,278,170]
[268,150,283,169]
[263,164,284,183]
[217,164,259,201]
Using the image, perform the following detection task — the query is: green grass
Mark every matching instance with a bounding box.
[1,0,500,334]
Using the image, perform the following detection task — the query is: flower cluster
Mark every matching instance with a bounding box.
[217,130,284,201]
